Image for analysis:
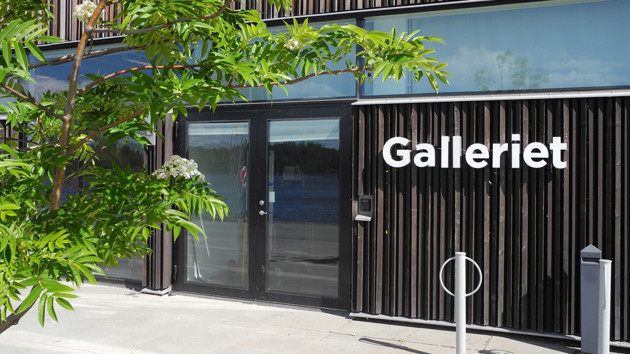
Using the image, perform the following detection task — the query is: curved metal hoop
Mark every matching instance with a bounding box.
[438,256,483,297]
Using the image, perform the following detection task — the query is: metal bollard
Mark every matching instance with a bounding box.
[580,245,601,354]
[598,259,612,354]
[439,252,482,354]
[455,253,466,351]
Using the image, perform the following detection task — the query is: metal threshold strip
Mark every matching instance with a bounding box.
[349,312,630,349]
[352,89,630,105]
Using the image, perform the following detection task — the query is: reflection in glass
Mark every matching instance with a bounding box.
[266,119,339,297]
[187,122,249,288]
[363,0,630,95]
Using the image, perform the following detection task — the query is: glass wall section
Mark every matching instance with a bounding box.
[363,0,630,95]
[28,45,150,281]
[186,122,249,288]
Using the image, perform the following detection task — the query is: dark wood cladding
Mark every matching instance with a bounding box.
[353,97,630,341]
[45,1,124,42]
[45,0,466,41]
[144,117,174,290]
[233,0,462,19]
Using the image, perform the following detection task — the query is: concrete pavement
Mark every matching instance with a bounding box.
[0,283,624,353]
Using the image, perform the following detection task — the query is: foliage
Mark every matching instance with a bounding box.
[0,0,449,329]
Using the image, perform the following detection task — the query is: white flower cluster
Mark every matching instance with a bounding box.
[284,38,300,50]
[73,1,97,22]
[152,155,205,181]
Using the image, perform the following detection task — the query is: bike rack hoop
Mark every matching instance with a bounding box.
[438,255,483,297]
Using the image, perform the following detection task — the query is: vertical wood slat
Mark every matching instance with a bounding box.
[44,0,124,42]
[354,96,630,341]
[353,107,366,313]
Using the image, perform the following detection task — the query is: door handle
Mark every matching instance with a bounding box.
[259,210,269,216]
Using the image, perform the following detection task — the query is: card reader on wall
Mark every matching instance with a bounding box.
[355,195,373,222]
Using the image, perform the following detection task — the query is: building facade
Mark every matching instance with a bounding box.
[9,0,630,343]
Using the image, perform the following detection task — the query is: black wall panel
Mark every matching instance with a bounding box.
[353,97,629,341]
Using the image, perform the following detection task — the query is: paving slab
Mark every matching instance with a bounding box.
[1,283,627,353]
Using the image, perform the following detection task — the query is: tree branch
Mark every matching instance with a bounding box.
[77,64,202,95]
[86,0,232,36]
[50,0,109,211]
[0,83,64,121]
[78,66,365,102]
[67,109,145,154]
[3,45,153,82]
[0,291,37,335]
[227,67,366,89]
[28,46,137,71]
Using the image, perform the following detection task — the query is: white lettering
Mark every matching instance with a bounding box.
[414,144,435,167]
[466,143,489,169]
[492,143,509,168]
[549,136,568,168]
[382,135,568,169]
[441,136,450,168]
[383,137,411,167]
[452,136,462,168]
[523,142,548,168]
[511,134,521,168]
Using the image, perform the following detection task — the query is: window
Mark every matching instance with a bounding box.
[362,0,630,96]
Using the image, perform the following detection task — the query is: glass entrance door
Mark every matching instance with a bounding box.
[176,104,351,308]
[262,119,340,298]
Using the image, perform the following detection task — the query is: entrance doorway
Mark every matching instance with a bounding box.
[174,103,352,308]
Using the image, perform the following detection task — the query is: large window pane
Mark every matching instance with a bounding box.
[363,0,630,95]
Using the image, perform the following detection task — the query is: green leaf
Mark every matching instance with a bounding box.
[19,277,40,287]
[37,36,64,43]
[14,43,28,69]
[1,143,19,156]
[83,263,105,276]
[38,294,46,326]
[47,296,58,322]
[76,263,97,284]
[55,297,74,311]
[26,41,46,62]
[2,41,13,68]
[17,285,42,313]
[41,279,75,293]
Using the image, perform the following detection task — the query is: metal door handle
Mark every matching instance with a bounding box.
[259,210,268,216]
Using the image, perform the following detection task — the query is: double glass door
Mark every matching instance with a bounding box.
[175,104,351,308]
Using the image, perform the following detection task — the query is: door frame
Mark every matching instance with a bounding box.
[172,100,354,310]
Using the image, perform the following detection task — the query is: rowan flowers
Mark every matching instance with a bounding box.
[73,1,97,22]
[285,38,300,50]
[153,155,205,180]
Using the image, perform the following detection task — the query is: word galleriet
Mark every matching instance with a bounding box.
[383,135,567,169]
